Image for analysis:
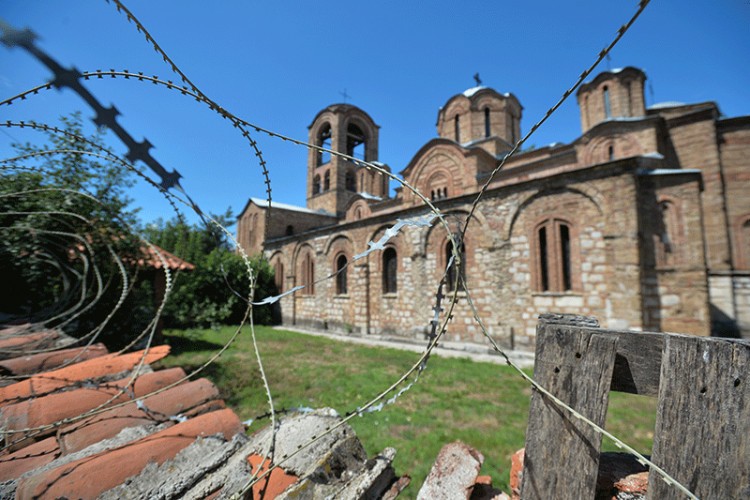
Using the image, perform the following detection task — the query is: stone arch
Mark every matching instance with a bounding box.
[504,186,605,241]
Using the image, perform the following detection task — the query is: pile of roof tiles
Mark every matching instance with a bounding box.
[0,323,409,499]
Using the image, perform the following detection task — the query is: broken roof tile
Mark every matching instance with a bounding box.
[15,408,243,499]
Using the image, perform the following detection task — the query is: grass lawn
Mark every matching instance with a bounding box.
[156,325,657,497]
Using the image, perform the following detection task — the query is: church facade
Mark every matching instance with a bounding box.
[237,67,750,349]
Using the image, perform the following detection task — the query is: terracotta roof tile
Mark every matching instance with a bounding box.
[0,343,108,376]
[16,408,243,499]
[0,331,60,355]
[0,436,59,481]
[247,454,299,498]
[0,367,186,451]
[0,345,170,404]
[58,377,222,454]
[138,244,195,271]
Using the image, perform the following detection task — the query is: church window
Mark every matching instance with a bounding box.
[317,124,332,166]
[346,123,366,160]
[535,219,574,292]
[286,225,294,236]
[273,261,284,293]
[383,247,398,294]
[738,217,750,269]
[445,235,466,292]
[603,85,612,118]
[335,254,348,295]
[301,252,315,295]
[324,170,330,191]
[354,207,362,220]
[345,171,356,192]
[608,144,614,161]
[313,174,321,195]
[655,200,680,267]
[484,107,491,138]
[454,115,461,143]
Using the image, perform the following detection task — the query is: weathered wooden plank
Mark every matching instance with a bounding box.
[540,313,664,397]
[647,335,750,499]
[520,320,618,500]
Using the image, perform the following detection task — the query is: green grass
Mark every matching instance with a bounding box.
[155,326,657,497]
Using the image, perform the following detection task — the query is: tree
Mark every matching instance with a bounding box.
[1,112,148,347]
[142,212,278,328]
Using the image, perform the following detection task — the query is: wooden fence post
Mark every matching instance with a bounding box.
[520,314,617,499]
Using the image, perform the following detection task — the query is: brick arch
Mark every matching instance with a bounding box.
[268,250,286,292]
[345,198,371,221]
[504,186,605,241]
[580,133,640,165]
[324,234,354,261]
[409,149,465,203]
[292,242,317,295]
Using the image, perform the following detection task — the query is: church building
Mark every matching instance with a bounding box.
[237,67,750,350]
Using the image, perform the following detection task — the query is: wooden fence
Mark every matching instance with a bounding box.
[520,313,750,499]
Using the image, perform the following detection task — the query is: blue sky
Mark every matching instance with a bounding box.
[1,1,749,227]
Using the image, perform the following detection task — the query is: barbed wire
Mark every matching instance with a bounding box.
[0,1,700,498]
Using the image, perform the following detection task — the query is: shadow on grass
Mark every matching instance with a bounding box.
[162,331,224,355]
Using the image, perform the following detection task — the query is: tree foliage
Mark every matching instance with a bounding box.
[1,113,149,346]
[142,212,279,328]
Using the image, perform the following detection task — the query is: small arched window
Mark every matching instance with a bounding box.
[345,171,356,192]
[445,236,466,292]
[603,85,612,119]
[484,107,491,138]
[383,247,397,294]
[655,200,681,268]
[335,254,348,295]
[313,174,321,195]
[324,170,330,191]
[454,115,461,143]
[273,261,284,293]
[535,219,573,292]
[301,252,315,295]
[738,217,750,269]
[608,144,614,161]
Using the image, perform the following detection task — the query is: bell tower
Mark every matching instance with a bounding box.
[306,104,384,216]
[577,66,646,133]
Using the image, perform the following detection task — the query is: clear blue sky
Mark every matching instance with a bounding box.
[2,1,749,227]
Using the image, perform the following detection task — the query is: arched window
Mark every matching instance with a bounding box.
[445,236,466,292]
[454,115,461,143]
[301,252,314,295]
[655,200,680,267]
[317,124,332,166]
[273,261,284,293]
[484,107,491,138]
[603,85,612,119]
[608,144,614,161]
[345,171,356,192]
[335,254,348,295]
[346,123,366,160]
[286,225,294,236]
[324,170,330,191]
[738,217,750,269]
[535,219,574,292]
[354,207,362,220]
[313,174,321,195]
[383,247,397,294]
